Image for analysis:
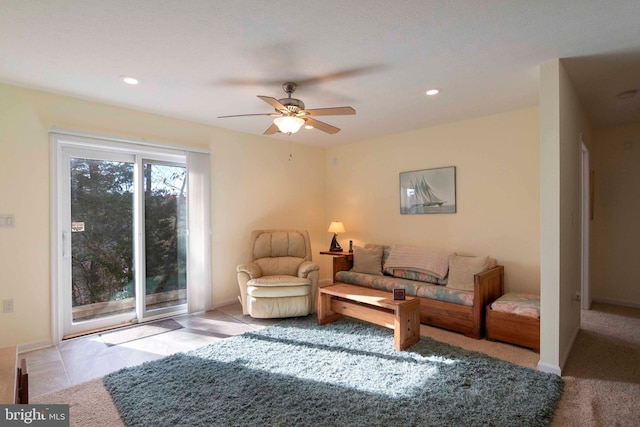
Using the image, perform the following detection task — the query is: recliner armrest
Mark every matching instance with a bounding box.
[298,261,319,278]
[237,262,262,279]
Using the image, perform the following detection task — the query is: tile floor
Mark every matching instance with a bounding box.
[22,303,278,399]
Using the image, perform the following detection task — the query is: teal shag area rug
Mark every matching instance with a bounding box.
[103,316,563,427]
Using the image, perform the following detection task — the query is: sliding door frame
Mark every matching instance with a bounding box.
[50,128,212,344]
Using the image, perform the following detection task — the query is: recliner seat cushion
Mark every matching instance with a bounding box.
[247,284,310,298]
[247,275,310,287]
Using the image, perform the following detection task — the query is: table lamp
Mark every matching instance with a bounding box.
[327,221,345,252]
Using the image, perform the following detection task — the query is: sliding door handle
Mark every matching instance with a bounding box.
[62,231,71,258]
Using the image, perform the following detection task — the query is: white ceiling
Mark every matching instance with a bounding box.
[1,0,639,146]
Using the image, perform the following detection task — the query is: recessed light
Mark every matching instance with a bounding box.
[426,89,439,96]
[304,125,314,129]
[119,75,139,85]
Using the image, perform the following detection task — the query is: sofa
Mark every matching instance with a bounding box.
[332,244,504,339]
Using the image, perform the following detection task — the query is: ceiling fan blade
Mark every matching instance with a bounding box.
[257,95,288,112]
[305,117,340,134]
[295,65,387,86]
[218,64,386,87]
[263,123,279,135]
[218,113,280,118]
[303,106,355,116]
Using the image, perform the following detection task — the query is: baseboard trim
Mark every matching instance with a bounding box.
[17,339,53,355]
[211,297,239,309]
[537,361,561,376]
[592,297,640,309]
[559,322,580,373]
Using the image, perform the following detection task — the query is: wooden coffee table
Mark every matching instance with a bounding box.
[317,283,420,351]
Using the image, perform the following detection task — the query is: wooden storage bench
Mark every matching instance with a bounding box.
[486,293,540,352]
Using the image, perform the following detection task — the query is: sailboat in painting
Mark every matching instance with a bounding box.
[411,176,446,207]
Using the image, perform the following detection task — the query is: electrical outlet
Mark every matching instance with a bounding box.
[3,299,14,313]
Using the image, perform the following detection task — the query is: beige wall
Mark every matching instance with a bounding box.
[558,60,590,367]
[539,60,561,372]
[539,59,591,374]
[0,82,568,366]
[324,107,541,294]
[591,123,640,306]
[0,83,326,349]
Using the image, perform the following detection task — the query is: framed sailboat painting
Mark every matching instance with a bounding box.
[399,166,456,214]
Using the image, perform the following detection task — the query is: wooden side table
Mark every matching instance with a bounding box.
[319,251,353,282]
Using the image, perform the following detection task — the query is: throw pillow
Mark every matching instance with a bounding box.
[351,245,384,276]
[447,254,489,291]
[364,243,391,270]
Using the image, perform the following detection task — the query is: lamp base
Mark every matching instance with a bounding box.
[329,234,342,252]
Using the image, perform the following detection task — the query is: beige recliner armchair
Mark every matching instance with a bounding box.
[237,229,319,318]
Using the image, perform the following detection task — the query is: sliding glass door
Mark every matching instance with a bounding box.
[60,147,188,337]
[142,161,188,316]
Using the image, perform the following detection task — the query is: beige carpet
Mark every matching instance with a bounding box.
[550,303,640,426]
[34,377,123,427]
[33,303,640,426]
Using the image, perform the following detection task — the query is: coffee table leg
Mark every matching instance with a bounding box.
[395,302,420,351]
[317,291,342,325]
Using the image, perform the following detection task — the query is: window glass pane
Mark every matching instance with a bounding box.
[70,158,135,322]
[143,162,188,310]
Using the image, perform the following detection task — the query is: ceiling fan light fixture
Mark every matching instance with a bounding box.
[219,81,355,136]
[274,116,305,134]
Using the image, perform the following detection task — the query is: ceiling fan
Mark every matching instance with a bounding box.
[218,82,355,135]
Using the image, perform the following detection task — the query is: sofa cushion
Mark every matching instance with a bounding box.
[389,269,448,286]
[351,245,384,275]
[491,293,540,319]
[446,254,489,291]
[371,276,473,306]
[335,270,379,288]
[334,272,473,306]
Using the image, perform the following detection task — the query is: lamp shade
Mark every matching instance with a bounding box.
[327,221,345,234]
[274,116,305,134]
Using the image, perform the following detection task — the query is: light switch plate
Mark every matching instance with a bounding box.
[0,214,15,228]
